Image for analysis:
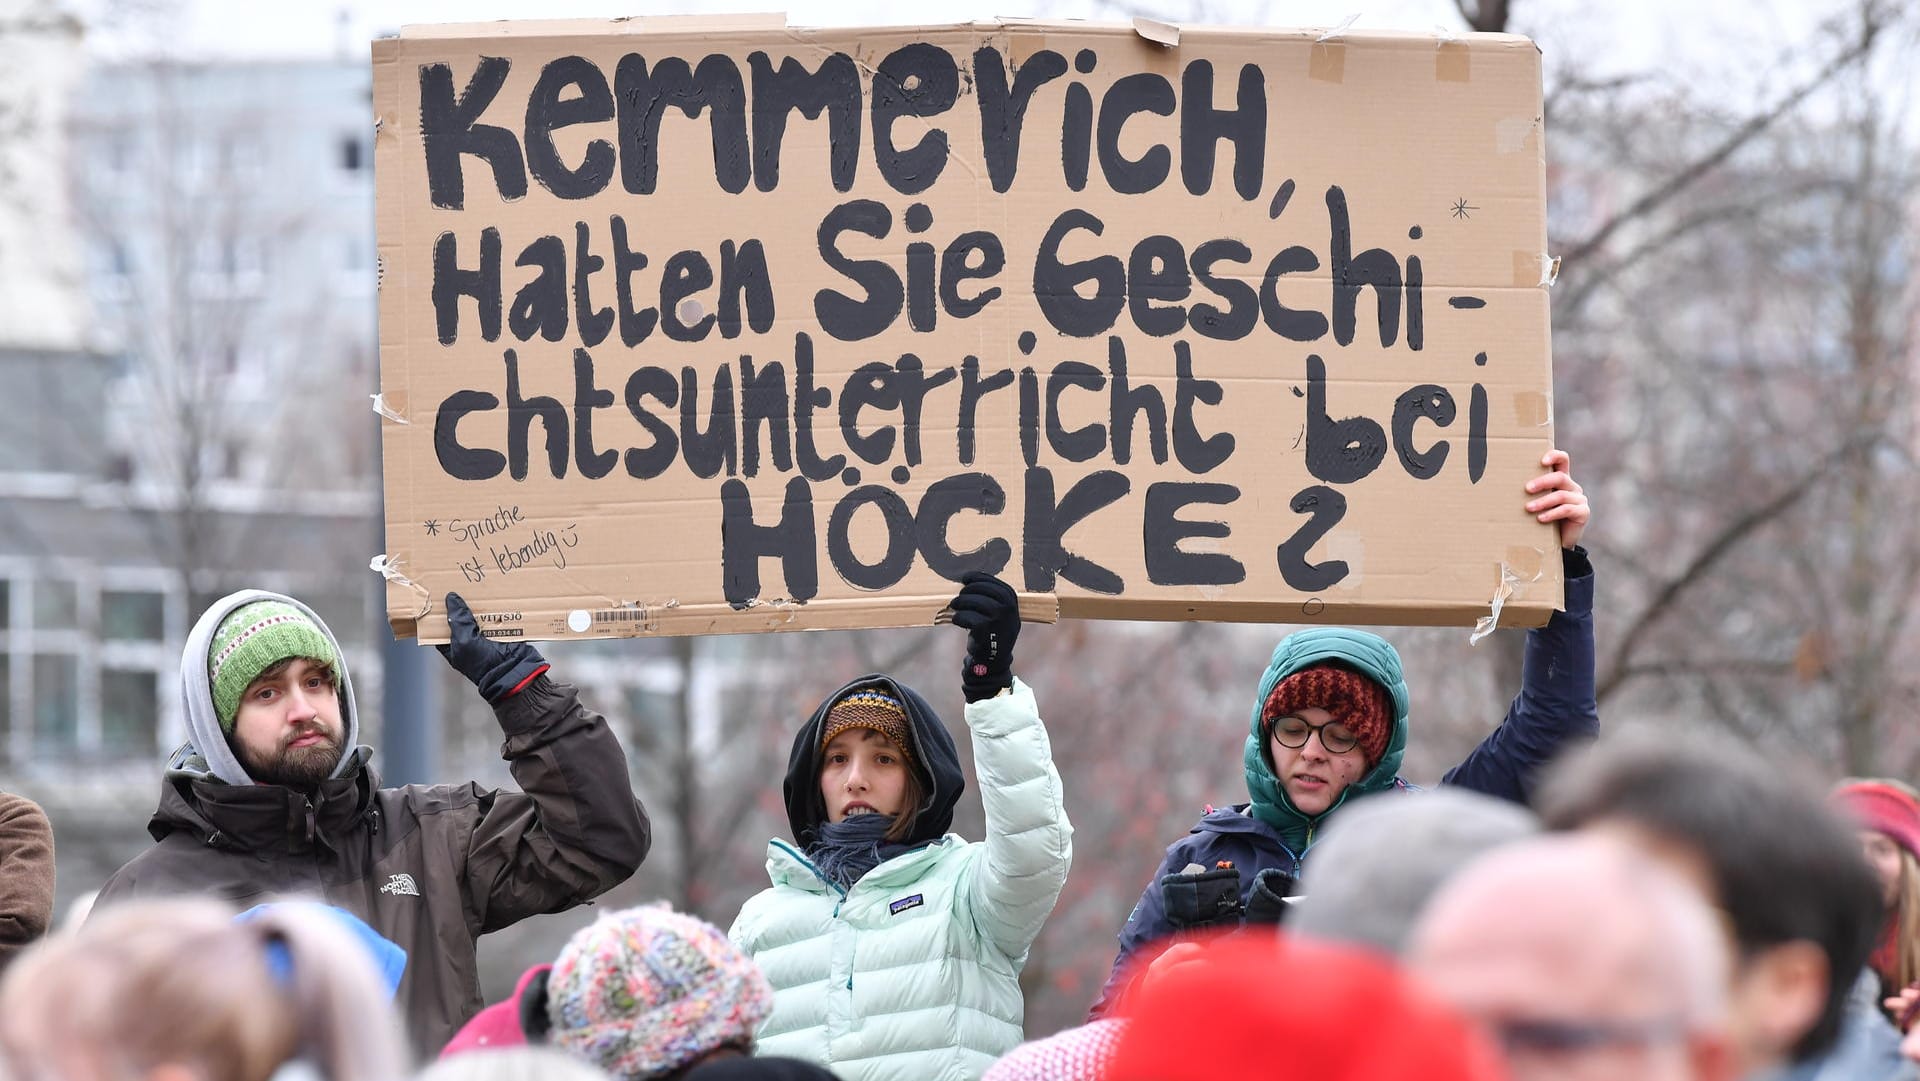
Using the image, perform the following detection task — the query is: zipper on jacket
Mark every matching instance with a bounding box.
[770,839,853,994]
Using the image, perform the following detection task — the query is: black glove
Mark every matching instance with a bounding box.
[1242,867,1296,926]
[1161,866,1244,932]
[948,572,1020,703]
[436,592,549,704]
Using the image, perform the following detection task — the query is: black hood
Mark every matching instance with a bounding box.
[783,673,963,848]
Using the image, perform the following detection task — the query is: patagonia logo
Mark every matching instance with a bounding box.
[888,894,925,916]
[379,873,420,897]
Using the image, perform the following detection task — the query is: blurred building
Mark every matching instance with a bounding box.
[3,44,382,779]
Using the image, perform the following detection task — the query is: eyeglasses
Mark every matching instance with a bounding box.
[1493,1016,1688,1055]
[1268,715,1359,755]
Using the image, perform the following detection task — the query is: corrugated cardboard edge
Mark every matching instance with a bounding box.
[397,13,790,39]
[371,37,426,641]
[393,18,1537,48]
[1061,593,1555,630]
[406,593,1061,644]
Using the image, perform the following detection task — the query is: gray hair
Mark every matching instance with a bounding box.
[1291,787,1540,956]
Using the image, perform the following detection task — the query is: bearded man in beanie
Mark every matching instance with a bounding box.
[93,590,651,1052]
[1092,448,1597,1015]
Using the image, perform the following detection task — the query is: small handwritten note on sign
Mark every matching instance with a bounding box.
[372,17,1561,642]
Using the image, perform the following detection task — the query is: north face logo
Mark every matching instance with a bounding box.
[379,873,419,897]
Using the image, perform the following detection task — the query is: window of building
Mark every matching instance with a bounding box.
[32,653,79,751]
[105,131,134,174]
[102,590,165,641]
[221,134,263,180]
[306,591,369,648]
[228,237,264,278]
[190,589,232,621]
[192,235,224,276]
[33,580,79,631]
[101,667,159,756]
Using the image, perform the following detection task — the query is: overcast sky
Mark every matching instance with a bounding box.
[67,0,1847,86]
[60,0,1911,138]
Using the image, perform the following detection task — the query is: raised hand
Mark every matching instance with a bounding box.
[436,592,550,703]
[948,572,1020,703]
[1526,447,1590,550]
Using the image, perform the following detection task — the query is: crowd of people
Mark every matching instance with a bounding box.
[2,448,1919,1081]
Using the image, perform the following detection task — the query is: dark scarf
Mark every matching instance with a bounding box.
[806,814,919,890]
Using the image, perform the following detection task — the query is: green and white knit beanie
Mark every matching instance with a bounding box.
[207,600,338,731]
[546,904,773,1081]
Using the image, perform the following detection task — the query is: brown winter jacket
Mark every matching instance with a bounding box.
[92,676,650,1055]
[0,792,55,974]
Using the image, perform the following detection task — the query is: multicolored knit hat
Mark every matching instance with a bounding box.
[1833,780,1920,863]
[1261,663,1394,768]
[818,688,913,765]
[546,904,773,1081]
[207,600,339,731]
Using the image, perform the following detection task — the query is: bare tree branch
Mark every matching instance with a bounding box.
[1558,5,1887,274]
[1596,437,1876,704]
[1552,179,1842,322]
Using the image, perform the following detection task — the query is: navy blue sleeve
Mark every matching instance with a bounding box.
[1441,546,1598,804]
[1088,840,1190,1018]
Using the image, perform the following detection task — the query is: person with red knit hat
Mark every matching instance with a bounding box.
[1833,779,1920,1031]
[1104,931,1510,1081]
[1092,449,1597,1015]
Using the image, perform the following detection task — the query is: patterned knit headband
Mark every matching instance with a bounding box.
[819,689,913,764]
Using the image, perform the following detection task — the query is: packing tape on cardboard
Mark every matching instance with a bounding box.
[1513,251,1561,287]
[1309,42,1346,83]
[369,554,432,612]
[1469,562,1520,644]
[1131,17,1179,46]
[370,393,407,424]
[1315,14,1359,42]
[1436,41,1471,82]
[1514,391,1552,428]
[1503,545,1548,583]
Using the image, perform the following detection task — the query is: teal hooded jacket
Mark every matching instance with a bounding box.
[1093,551,1597,1016]
[1242,628,1412,853]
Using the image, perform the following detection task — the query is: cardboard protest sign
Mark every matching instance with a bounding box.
[372,17,1561,642]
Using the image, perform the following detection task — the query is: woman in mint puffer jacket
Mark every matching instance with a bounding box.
[729,573,1072,1081]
